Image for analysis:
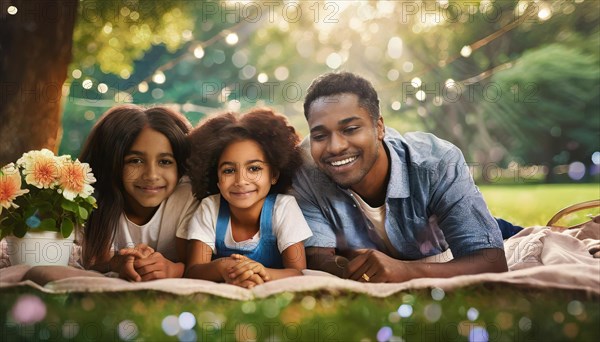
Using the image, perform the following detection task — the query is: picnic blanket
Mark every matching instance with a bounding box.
[1,221,598,299]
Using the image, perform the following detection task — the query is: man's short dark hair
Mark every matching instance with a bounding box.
[303,72,380,122]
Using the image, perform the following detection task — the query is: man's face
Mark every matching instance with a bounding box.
[307,93,384,188]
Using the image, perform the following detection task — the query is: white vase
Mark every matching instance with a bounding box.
[5,231,74,266]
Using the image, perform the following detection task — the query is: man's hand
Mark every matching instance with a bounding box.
[347,248,508,282]
[346,249,409,283]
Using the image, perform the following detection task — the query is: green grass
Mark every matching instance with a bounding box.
[1,286,598,341]
[480,184,599,227]
[1,184,599,341]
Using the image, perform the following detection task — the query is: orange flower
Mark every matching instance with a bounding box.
[58,159,96,201]
[17,149,60,189]
[0,163,29,215]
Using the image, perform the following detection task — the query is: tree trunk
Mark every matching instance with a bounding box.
[0,0,77,164]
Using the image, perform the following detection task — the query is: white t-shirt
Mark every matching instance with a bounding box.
[112,177,199,262]
[349,189,398,257]
[177,194,313,254]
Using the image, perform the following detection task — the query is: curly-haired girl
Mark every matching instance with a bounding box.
[177,108,312,288]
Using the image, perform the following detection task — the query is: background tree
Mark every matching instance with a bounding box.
[0,0,77,164]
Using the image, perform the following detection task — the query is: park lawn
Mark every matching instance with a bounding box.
[1,184,599,341]
[479,184,599,227]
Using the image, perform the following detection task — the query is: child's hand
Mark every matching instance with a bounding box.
[133,252,184,280]
[235,273,266,289]
[113,244,156,282]
[118,244,155,259]
[111,254,141,282]
[227,254,270,286]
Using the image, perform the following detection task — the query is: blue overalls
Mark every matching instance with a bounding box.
[213,193,283,269]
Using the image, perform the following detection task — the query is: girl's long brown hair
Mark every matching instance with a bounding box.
[79,105,191,267]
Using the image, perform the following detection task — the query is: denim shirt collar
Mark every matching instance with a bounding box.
[384,133,410,199]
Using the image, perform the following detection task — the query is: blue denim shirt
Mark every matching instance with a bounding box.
[291,127,504,260]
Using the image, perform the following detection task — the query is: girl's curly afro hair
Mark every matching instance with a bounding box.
[187,108,302,200]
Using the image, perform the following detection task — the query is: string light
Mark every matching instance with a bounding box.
[460,45,472,57]
[225,33,239,45]
[152,71,166,84]
[193,46,205,59]
[68,0,579,115]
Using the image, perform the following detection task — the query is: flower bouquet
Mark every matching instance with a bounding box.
[0,149,97,265]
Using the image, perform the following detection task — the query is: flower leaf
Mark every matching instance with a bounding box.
[39,218,57,231]
[0,217,15,239]
[60,218,74,238]
[13,222,27,238]
[24,207,37,221]
[35,202,53,214]
[0,216,16,227]
[78,207,88,220]
[61,198,78,213]
[84,196,97,206]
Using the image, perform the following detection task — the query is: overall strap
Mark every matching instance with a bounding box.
[258,193,277,236]
[215,195,230,244]
[213,193,283,268]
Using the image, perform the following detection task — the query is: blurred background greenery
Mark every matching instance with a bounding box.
[10,0,600,184]
[53,0,600,185]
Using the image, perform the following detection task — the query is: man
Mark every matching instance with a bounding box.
[292,72,515,283]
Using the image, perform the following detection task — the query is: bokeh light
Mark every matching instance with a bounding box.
[567,300,584,316]
[397,304,413,317]
[411,77,422,88]
[152,71,166,84]
[82,79,93,89]
[179,312,196,330]
[226,33,239,45]
[161,315,179,336]
[118,320,139,341]
[377,326,393,342]
[326,52,343,69]
[11,295,46,324]
[193,46,205,59]
[301,296,316,310]
[431,287,445,301]
[257,73,269,83]
[138,81,149,93]
[591,152,600,165]
[468,326,489,342]
[97,83,108,93]
[424,303,442,322]
[461,45,472,57]
[467,307,479,321]
[567,162,585,180]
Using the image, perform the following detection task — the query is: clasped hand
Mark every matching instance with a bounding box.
[117,244,179,282]
[219,254,270,289]
[345,249,409,283]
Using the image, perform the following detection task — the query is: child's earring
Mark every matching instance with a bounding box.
[271,179,277,185]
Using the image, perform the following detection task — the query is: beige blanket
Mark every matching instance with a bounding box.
[1,222,598,299]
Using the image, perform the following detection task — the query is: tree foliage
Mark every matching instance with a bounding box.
[56,0,599,182]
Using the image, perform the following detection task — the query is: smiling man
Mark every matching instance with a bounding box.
[292,72,512,283]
